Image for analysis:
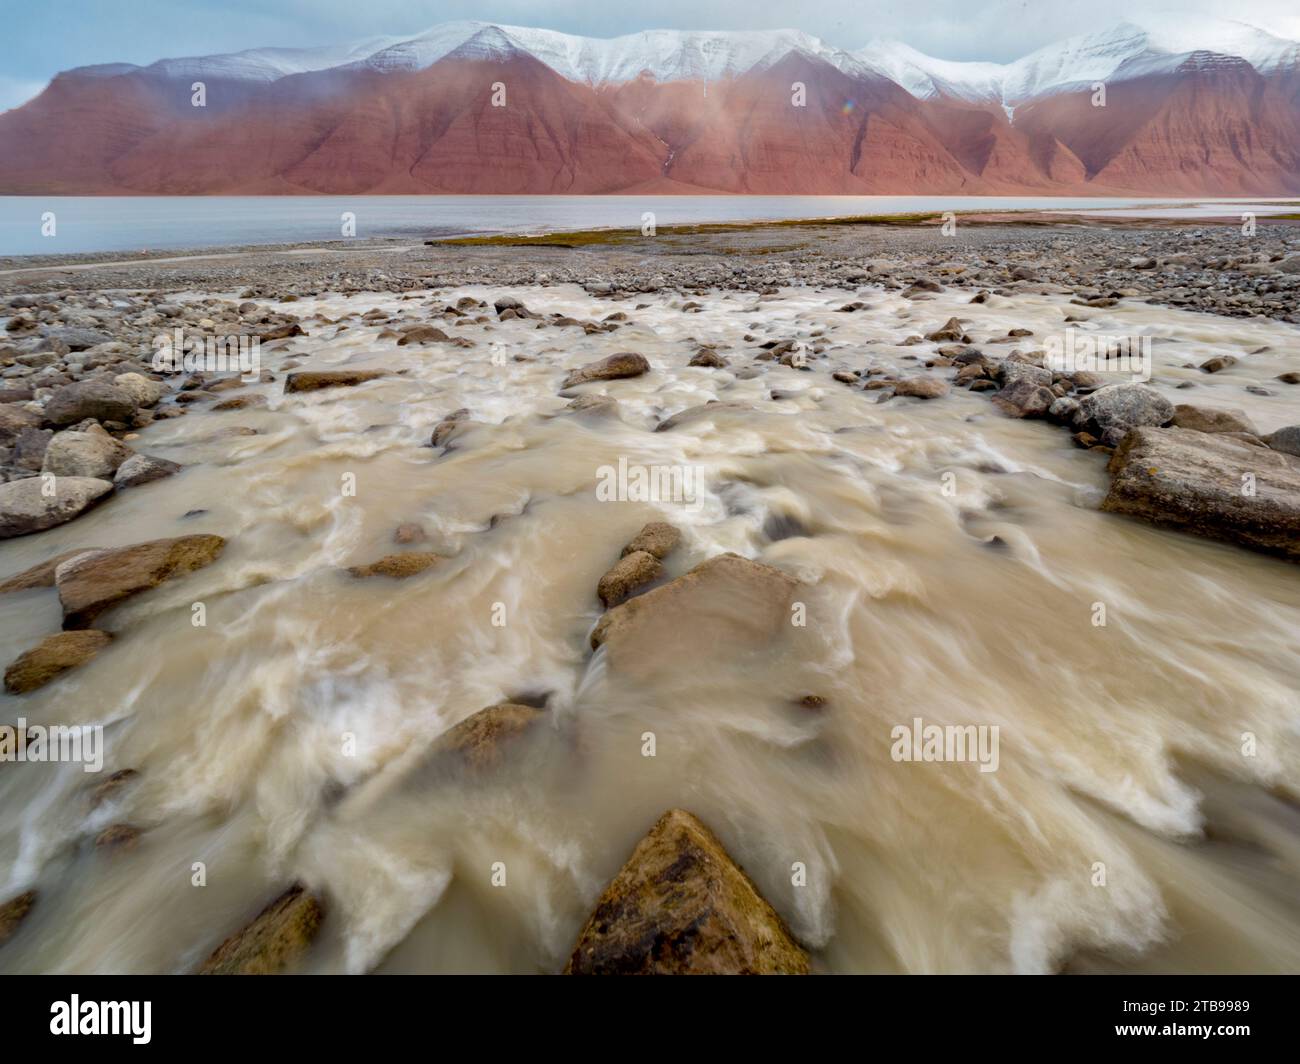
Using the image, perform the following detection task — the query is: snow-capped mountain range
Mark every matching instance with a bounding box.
[71,16,1300,103]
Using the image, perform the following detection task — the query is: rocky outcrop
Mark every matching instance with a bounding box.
[197,884,324,975]
[57,534,226,628]
[0,476,113,539]
[1102,427,1300,561]
[561,353,649,390]
[564,809,809,975]
[283,370,385,394]
[4,630,112,694]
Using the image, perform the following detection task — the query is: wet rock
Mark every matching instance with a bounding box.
[621,521,681,560]
[57,534,226,629]
[999,361,1053,388]
[283,370,385,394]
[564,809,809,975]
[0,890,37,948]
[346,552,441,579]
[494,296,531,317]
[0,548,100,594]
[591,553,799,674]
[430,408,472,447]
[1264,426,1300,458]
[1102,427,1300,561]
[1198,355,1238,374]
[564,394,619,415]
[396,325,450,345]
[429,702,546,772]
[992,381,1055,418]
[561,353,649,390]
[41,429,134,479]
[689,349,729,368]
[924,317,968,343]
[892,377,948,400]
[0,477,113,539]
[1076,383,1173,437]
[197,883,324,975]
[1171,404,1258,436]
[89,768,140,809]
[4,629,112,694]
[44,380,138,426]
[1277,372,1300,385]
[211,394,266,411]
[597,550,661,608]
[114,453,181,487]
[654,401,752,432]
[902,280,943,297]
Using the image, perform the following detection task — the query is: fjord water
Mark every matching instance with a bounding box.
[1,283,1298,974]
[3,196,1298,256]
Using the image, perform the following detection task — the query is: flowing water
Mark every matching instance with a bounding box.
[1,283,1298,973]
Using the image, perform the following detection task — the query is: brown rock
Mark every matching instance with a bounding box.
[0,548,100,595]
[597,550,661,608]
[4,629,112,694]
[893,377,949,400]
[283,370,385,394]
[346,552,441,579]
[89,768,140,809]
[95,823,141,851]
[564,809,809,975]
[396,325,450,345]
[1171,404,1258,436]
[689,349,729,368]
[621,521,681,560]
[429,702,546,772]
[0,890,37,948]
[1102,427,1300,561]
[57,534,226,629]
[392,522,428,545]
[561,352,649,390]
[197,884,324,975]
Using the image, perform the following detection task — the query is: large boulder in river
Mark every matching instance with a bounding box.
[41,429,134,479]
[0,477,113,539]
[1102,427,1300,561]
[57,534,226,628]
[1076,383,1173,442]
[43,380,138,426]
[564,809,810,975]
[561,352,649,390]
[4,630,112,694]
[197,884,324,975]
[591,553,799,673]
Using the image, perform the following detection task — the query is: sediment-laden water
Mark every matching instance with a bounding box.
[1,282,1298,973]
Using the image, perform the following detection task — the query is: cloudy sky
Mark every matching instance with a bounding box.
[3,0,1299,110]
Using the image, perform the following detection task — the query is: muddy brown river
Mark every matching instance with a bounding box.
[1,283,1298,973]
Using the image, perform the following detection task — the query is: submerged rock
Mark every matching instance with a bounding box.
[561,352,649,389]
[197,883,324,975]
[346,552,441,579]
[57,534,226,629]
[564,809,809,975]
[0,477,113,539]
[1102,427,1300,561]
[4,630,112,694]
[429,702,546,772]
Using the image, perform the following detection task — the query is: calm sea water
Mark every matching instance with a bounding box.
[0,195,1292,256]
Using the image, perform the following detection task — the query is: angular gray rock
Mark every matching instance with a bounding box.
[0,477,113,538]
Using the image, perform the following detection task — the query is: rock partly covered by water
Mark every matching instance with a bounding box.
[591,553,799,675]
[1103,427,1300,562]
[0,890,37,948]
[564,808,809,975]
[0,476,113,538]
[283,370,385,393]
[561,352,649,390]
[197,883,324,975]
[4,629,112,694]
[429,702,547,772]
[597,550,661,608]
[621,521,681,560]
[346,552,441,579]
[57,534,226,628]
[1075,383,1174,445]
